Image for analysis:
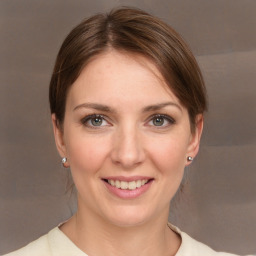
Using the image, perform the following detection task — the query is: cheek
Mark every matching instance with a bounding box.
[145,136,188,205]
[147,135,189,175]
[65,132,111,174]
[156,141,187,195]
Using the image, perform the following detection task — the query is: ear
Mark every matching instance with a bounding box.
[186,114,204,166]
[51,114,67,158]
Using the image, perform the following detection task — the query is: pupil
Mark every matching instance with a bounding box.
[92,117,102,126]
[153,117,164,126]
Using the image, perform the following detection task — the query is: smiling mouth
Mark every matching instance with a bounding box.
[103,179,152,190]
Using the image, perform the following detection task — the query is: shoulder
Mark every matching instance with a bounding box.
[2,227,87,256]
[168,223,248,256]
[3,231,51,256]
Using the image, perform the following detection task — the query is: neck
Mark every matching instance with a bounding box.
[61,207,181,256]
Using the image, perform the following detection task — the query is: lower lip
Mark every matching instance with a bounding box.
[103,180,153,199]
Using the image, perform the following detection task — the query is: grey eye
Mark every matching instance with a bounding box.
[91,116,103,126]
[81,114,110,128]
[153,116,165,126]
[148,114,175,128]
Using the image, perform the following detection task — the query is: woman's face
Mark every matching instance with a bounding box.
[53,50,203,227]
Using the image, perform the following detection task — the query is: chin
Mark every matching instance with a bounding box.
[103,205,157,228]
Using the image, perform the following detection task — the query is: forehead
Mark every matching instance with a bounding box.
[66,50,181,109]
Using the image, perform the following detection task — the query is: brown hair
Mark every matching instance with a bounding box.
[49,7,207,132]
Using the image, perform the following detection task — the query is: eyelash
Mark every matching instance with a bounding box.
[147,114,176,128]
[81,114,109,128]
[80,113,175,128]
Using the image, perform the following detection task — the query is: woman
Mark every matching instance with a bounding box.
[4,7,251,256]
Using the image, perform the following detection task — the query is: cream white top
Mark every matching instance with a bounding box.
[3,224,253,256]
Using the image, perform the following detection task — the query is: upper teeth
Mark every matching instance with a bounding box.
[108,179,149,190]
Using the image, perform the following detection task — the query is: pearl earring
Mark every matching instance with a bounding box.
[187,156,193,162]
[61,157,69,168]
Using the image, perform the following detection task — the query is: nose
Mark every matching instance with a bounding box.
[111,125,145,169]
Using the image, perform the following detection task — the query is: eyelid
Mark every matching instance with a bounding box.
[146,113,176,126]
[80,113,175,128]
[81,114,111,127]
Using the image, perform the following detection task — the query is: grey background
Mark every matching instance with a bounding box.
[0,0,255,255]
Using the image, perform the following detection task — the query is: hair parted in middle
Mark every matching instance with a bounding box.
[49,7,207,132]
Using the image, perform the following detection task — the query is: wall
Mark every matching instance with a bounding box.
[0,0,255,254]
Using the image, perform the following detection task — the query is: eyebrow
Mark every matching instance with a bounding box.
[142,102,182,112]
[73,101,182,112]
[73,103,115,112]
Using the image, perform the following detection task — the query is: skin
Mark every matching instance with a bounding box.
[52,50,203,256]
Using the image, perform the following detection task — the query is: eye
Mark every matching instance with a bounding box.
[148,114,175,127]
[81,114,109,127]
